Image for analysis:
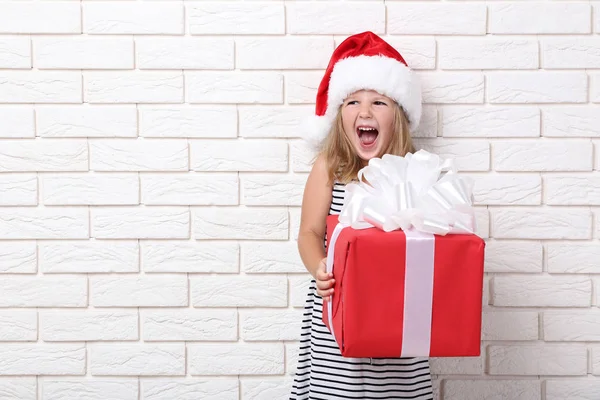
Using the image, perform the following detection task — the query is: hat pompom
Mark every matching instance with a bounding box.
[302,113,335,150]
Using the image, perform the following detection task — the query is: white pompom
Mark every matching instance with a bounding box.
[301,114,334,150]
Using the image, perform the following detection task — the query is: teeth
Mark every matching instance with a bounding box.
[358,127,376,131]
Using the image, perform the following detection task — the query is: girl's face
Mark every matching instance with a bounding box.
[340,90,396,164]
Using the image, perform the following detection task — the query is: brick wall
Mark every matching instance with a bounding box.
[0,1,598,399]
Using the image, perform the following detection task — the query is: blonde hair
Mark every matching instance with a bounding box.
[319,104,415,184]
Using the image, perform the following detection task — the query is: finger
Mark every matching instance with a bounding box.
[316,279,335,290]
[318,288,334,299]
[317,270,333,282]
[317,266,333,279]
[317,277,335,287]
[318,259,335,279]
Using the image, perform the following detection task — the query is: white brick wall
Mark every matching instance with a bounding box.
[0,1,595,399]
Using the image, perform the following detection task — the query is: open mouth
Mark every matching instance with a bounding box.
[356,126,379,147]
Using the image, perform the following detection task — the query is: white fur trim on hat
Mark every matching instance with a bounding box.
[310,55,422,149]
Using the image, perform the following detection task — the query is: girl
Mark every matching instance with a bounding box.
[290,32,433,400]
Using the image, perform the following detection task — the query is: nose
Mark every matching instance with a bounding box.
[358,103,372,119]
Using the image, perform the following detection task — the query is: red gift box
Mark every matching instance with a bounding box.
[323,214,485,358]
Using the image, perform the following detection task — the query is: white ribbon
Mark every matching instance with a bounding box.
[401,228,435,357]
[338,150,476,236]
[325,223,345,347]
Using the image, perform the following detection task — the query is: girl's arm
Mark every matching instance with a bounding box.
[298,153,332,279]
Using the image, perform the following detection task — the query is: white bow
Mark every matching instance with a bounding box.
[338,150,476,235]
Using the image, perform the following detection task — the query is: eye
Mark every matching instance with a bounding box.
[345,100,358,106]
[374,101,387,106]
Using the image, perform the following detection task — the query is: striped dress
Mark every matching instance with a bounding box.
[290,182,434,400]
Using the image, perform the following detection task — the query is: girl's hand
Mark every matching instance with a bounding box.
[315,257,335,302]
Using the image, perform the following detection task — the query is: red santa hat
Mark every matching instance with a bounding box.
[305,31,422,148]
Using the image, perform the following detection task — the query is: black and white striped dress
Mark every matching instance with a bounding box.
[290,182,434,400]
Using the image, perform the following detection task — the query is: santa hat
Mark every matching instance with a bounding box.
[304,31,422,148]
